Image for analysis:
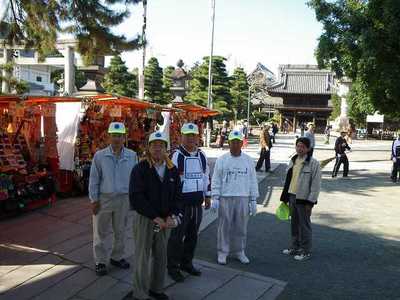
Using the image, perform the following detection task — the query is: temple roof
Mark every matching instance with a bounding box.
[268,64,335,95]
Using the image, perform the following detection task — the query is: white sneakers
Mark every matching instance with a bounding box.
[217,254,227,265]
[218,252,250,265]
[235,252,250,264]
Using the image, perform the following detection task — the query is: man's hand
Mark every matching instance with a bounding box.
[153,217,167,230]
[91,202,100,215]
[211,198,219,213]
[166,216,178,228]
[393,157,397,163]
[249,201,257,216]
[204,197,211,210]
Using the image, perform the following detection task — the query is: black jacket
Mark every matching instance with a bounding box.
[129,160,182,220]
[335,137,351,155]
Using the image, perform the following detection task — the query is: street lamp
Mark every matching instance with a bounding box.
[206,0,216,147]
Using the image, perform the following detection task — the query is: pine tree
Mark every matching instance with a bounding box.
[230,67,249,123]
[102,55,137,97]
[162,65,175,103]
[0,0,143,64]
[144,57,164,103]
[187,56,231,117]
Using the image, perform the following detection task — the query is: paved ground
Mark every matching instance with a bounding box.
[0,140,286,300]
[196,138,400,300]
[2,136,397,300]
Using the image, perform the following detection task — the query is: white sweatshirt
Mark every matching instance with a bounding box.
[211,152,259,200]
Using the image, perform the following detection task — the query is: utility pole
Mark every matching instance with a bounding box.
[206,0,216,147]
[138,0,147,99]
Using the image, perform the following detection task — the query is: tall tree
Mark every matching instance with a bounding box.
[0,0,143,64]
[230,67,249,122]
[144,57,164,103]
[187,56,231,117]
[308,0,400,118]
[102,55,137,97]
[162,65,175,103]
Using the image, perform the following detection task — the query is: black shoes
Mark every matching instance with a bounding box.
[181,265,202,276]
[95,263,107,276]
[110,258,130,269]
[168,269,185,282]
[149,290,169,300]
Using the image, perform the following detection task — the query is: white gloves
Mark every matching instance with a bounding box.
[393,157,397,162]
[249,200,257,216]
[211,198,219,213]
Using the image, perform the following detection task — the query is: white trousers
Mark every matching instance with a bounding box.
[217,196,250,256]
[92,194,129,264]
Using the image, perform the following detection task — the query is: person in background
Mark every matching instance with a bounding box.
[324,125,331,144]
[272,123,279,143]
[219,121,229,148]
[280,137,321,261]
[167,123,211,282]
[211,130,259,265]
[89,122,138,276]
[304,122,316,156]
[390,130,400,183]
[129,131,182,300]
[255,123,272,172]
[332,130,351,178]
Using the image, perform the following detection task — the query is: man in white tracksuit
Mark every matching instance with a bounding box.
[211,130,259,265]
[89,122,138,276]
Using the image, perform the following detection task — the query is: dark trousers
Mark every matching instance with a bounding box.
[167,204,203,271]
[391,158,400,182]
[256,147,271,171]
[309,147,314,157]
[332,154,349,177]
[272,134,276,144]
[289,194,312,252]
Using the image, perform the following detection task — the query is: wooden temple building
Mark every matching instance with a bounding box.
[267,65,334,133]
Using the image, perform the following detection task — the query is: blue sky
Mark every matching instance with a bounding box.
[110,0,323,75]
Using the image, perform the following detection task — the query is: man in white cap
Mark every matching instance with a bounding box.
[167,122,211,282]
[129,131,182,300]
[211,130,259,265]
[89,122,138,276]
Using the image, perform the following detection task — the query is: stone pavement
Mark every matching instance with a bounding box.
[0,144,286,300]
[196,139,400,300]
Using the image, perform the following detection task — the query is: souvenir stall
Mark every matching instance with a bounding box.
[0,96,59,218]
[63,94,173,194]
[169,103,220,150]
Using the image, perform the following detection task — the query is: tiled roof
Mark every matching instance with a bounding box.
[268,65,334,95]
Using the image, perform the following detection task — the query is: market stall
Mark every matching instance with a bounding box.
[169,102,220,150]
[0,96,58,218]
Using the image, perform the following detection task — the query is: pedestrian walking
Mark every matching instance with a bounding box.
[300,122,305,137]
[89,122,138,276]
[332,131,351,178]
[219,121,229,148]
[390,130,400,183]
[167,123,211,282]
[211,130,259,265]
[304,122,316,156]
[324,125,331,144]
[129,131,182,300]
[280,137,321,261]
[255,123,272,172]
[272,123,279,143]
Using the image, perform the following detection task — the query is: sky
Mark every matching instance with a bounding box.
[108,0,323,76]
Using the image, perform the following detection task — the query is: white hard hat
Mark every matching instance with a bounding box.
[108,122,126,134]
[181,123,199,135]
[149,131,168,144]
[228,130,244,141]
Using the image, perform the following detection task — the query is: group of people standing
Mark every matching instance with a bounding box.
[89,121,262,300]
